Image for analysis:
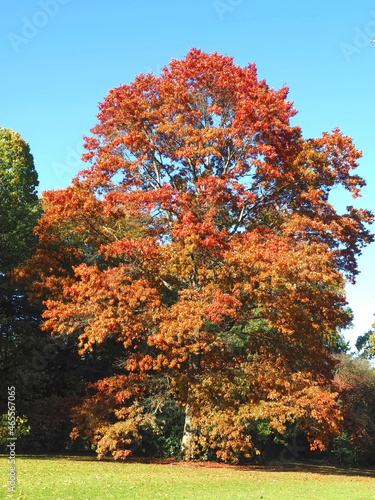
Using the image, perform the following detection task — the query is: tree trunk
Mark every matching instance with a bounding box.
[180,404,194,459]
[180,353,201,459]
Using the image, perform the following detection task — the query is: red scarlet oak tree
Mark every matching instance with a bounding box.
[28,49,373,461]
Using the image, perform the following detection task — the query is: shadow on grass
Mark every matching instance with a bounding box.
[6,454,374,478]
[237,463,375,479]
[0,453,96,462]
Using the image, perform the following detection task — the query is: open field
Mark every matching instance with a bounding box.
[1,455,375,500]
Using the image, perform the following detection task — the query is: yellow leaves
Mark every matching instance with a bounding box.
[266,391,279,401]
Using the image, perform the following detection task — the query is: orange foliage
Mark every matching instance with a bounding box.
[25,49,373,461]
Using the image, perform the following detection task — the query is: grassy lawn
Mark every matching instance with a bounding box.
[1,455,375,500]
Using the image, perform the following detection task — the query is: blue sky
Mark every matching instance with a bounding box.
[1,0,374,349]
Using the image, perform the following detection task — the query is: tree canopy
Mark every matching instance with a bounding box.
[0,126,40,342]
[0,127,39,271]
[24,49,373,461]
[0,127,41,442]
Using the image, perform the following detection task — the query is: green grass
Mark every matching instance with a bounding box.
[1,455,375,500]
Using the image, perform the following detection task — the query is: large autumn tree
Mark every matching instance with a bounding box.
[27,49,373,461]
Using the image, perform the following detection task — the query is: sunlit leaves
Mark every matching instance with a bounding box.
[0,127,40,271]
[26,49,374,462]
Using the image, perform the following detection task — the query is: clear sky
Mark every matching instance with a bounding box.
[1,0,374,349]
